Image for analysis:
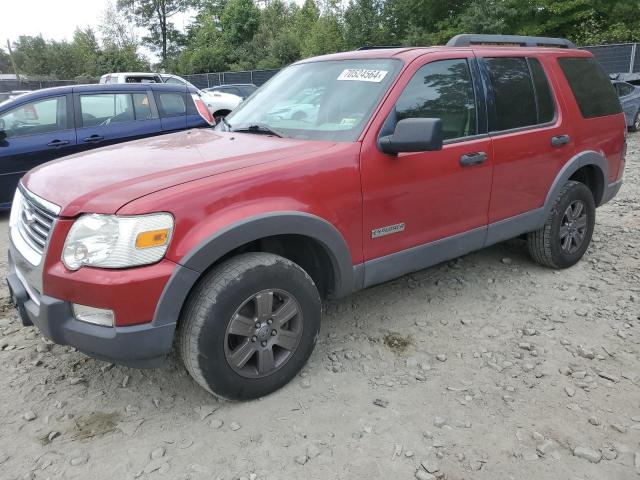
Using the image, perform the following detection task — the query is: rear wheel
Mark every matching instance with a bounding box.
[527,181,595,269]
[177,253,321,400]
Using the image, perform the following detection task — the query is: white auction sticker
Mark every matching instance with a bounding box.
[337,69,388,82]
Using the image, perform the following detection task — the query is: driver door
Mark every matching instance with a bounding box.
[0,94,76,206]
[74,90,161,150]
[360,52,493,286]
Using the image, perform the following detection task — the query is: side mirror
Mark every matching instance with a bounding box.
[379,118,443,154]
[0,119,5,141]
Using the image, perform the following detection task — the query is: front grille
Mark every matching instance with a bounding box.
[17,190,57,255]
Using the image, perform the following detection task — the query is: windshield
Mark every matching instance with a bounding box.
[220,59,401,141]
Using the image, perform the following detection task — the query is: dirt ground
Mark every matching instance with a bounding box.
[1,135,639,480]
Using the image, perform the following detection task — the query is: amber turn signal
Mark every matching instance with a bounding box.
[135,229,170,249]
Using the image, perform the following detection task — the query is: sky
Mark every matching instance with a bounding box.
[0,0,194,60]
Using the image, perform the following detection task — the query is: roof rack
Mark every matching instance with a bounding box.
[447,34,576,49]
[356,45,403,50]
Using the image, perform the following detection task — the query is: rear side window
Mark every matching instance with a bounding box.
[156,93,186,117]
[558,57,622,118]
[395,58,478,140]
[485,57,537,131]
[528,58,555,124]
[80,93,137,127]
[485,57,557,131]
[132,93,154,120]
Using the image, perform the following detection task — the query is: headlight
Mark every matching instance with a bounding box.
[9,188,24,229]
[62,213,174,271]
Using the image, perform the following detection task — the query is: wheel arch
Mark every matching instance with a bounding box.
[544,150,608,213]
[213,109,231,118]
[152,212,358,327]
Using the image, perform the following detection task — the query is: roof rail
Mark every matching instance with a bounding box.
[447,34,576,49]
[356,45,403,50]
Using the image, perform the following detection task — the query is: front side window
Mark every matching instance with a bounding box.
[80,93,136,127]
[558,57,621,118]
[0,96,67,139]
[222,59,401,141]
[394,58,477,140]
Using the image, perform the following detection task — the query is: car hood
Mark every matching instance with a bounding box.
[23,129,332,217]
[201,90,242,105]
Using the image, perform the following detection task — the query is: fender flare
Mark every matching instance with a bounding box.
[543,150,608,213]
[152,212,356,327]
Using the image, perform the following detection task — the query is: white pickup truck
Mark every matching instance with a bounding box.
[99,72,242,120]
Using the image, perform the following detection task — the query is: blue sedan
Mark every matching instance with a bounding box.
[612,80,640,132]
[0,83,213,209]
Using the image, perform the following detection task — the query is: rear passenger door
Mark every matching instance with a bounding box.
[75,90,161,149]
[480,55,575,230]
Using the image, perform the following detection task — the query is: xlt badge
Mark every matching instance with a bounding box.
[371,223,405,238]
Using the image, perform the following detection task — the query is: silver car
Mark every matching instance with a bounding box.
[612,80,640,132]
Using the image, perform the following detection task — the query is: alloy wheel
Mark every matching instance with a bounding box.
[559,200,588,254]
[224,289,303,378]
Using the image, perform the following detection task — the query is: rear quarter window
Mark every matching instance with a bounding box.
[558,57,622,118]
[156,92,186,117]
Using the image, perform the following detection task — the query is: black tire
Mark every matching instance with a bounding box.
[630,110,640,133]
[527,180,595,269]
[177,252,321,400]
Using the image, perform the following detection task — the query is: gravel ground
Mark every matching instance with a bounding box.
[1,135,639,480]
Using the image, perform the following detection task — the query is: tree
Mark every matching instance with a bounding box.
[344,0,384,49]
[220,0,261,46]
[0,48,12,74]
[117,0,188,67]
[100,0,139,50]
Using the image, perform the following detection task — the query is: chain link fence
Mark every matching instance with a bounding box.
[581,43,639,74]
[0,79,79,93]
[182,69,280,89]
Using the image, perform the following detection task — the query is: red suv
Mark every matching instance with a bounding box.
[7,35,626,399]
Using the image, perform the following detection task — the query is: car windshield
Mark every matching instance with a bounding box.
[220,59,401,141]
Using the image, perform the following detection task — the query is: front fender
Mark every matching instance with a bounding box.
[152,211,359,327]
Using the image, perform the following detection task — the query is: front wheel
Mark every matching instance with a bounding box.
[527,180,595,269]
[177,253,321,400]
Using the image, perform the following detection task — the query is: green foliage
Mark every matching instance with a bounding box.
[0,48,11,74]
[117,0,188,66]
[7,0,640,78]
[10,28,149,80]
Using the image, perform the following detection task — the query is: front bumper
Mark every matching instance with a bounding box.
[6,265,176,368]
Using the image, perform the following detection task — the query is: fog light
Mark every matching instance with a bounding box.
[72,304,114,327]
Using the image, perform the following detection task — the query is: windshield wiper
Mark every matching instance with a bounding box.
[232,123,284,138]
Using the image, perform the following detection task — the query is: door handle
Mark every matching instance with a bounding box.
[551,134,570,147]
[460,151,487,167]
[47,139,70,147]
[82,134,105,143]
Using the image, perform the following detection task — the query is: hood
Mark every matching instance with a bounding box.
[23,129,332,217]
[202,90,242,105]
